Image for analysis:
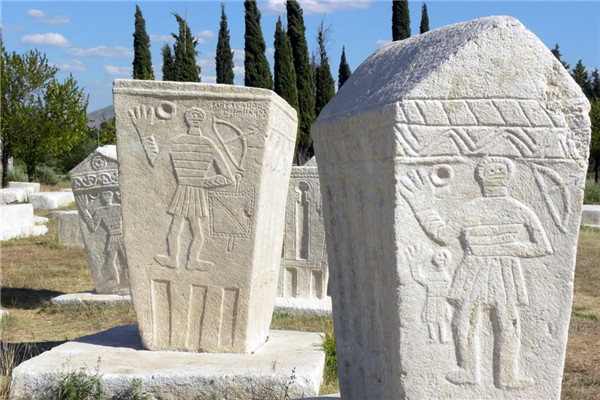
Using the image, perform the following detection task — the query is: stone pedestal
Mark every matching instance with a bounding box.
[54,210,85,248]
[114,80,297,353]
[9,325,324,400]
[313,16,591,400]
[0,204,47,241]
[28,192,75,209]
[582,204,600,229]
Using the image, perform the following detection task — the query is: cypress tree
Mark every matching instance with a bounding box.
[338,46,351,90]
[133,5,154,80]
[590,68,600,99]
[287,0,316,161]
[216,3,234,84]
[392,0,410,41]
[172,12,201,82]
[274,17,298,111]
[420,2,429,34]
[161,43,175,81]
[244,0,273,89]
[314,21,334,118]
[571,60,593,99]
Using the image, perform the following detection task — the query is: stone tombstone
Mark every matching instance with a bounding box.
[312,17,591,400]
[114,80,297,353]
[69,145,128,295]
[278,157,329,302]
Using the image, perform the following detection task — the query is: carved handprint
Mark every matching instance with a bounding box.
[129,105,160,166]
[398,168,434,209]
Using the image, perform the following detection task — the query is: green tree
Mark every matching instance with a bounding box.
[571,59,593,99]
[338,46,351,90]
[550,44,570,70]
[216,3,234,84]
[420,2,429,34]
[274,16,298,111]
[287,0,316,162]
[392,0,410,41]
[590,99,600,183]
[591,69,600,99]
[161,43,175,81]
[1,49,88,184]
[132,5,154,80]
[314,21,335,118]
[244,0,272,89]
[172,12,201,82]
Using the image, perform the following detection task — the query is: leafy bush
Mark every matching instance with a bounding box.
[34,164,60,185]
[322,332,337,383]
[584,180,600,205]
[6,163,28,182]
[54,364,103,400]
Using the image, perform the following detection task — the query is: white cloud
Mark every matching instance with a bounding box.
[21,33,71,47]
[66,46,133,58]
[0,22,25,31]
[27,9,70,25]
[261,0,372,15]
[150,35,175,45]
[232,49,245,62]
[198,58,215,69]
[104,65,131,76]
[266,47,275,56]
[197,30,215,38]
[233,66,245,75]
[53,59,86,72]
[375,39,392,46]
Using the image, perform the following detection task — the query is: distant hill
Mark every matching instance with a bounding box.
[87,105,114,129]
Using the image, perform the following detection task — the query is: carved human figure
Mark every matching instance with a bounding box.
[83,190,127,290]
[406,245,452,343]
[399,157,553,389]
[130,106,234,270]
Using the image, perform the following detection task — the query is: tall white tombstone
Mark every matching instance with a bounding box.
[277,158,329,307]
[114,80,297,353]
[69,146,128,295]
[312,16,591,399]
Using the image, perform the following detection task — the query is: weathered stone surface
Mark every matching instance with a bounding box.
[9,325,324,400]
[55,210,85,248]
[8,181,40,194]
[1,204,47,241]
[28,191,75,209]
[51,292,131,307]
[277,159,330,313]
[114,80,297,353]
[0,187,28,204]
[312,16,591,400]
[582,204,600,228]
[69,146,128,294]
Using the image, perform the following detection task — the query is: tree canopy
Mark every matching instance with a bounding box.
[244,0,273,89]
[314,21,335,118]
[338,46,351,90]
[132,5,154,80]
[392,0,410,41]
[171,12,201,82]
[420,2,429,34]
[216,3,235,84]
[274,16,299,111]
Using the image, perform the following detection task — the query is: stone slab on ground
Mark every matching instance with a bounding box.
[50,292,131,307]
[0,309,8,320]
[1,204,47,241]
[295,395,340,399]
[54,210,85,248]
[10,325,325,400]
[0,187,29,204]
[8,181,40,194]
[582,204,600,228]
[28,192,75,210]
[274,296,332,316]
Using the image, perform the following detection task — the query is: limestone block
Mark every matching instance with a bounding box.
[28,191,75,209]
[277,160,330,313]
[0,187,28,204]
[581,204,600,228]
[8,181,40,194]
[55,210,85,248]
[312,16,591,400]
[69,146,128,294]
[114,80,297,353]
[9,325,324,400]
[1,204,34,241]
[51,292,131,307]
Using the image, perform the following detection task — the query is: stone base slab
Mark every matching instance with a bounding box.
[296,395,340,399]
[582,204,600,228]
[50,292,131,307]
[8,181,40,194]
[0,187,28,204]
[274,296,332,316]
[28,192,75,209]
[10,325,325,400]
[55,210,84,248]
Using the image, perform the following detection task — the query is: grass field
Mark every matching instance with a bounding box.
[1,213,599,398]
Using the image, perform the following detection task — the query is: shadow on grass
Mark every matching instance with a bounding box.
[1,287,65,309]
[1,340,66,368]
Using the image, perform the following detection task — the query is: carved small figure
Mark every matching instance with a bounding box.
[82,190,127,290]
[399,157,553,390]
[406,245,452,343]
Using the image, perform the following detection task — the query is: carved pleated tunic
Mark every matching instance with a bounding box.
[94,205,125,252]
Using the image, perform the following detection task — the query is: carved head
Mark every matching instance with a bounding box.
[184,107,207,129]
[100,190,114,205]
[475,157,514,189]
[432,248,451,270]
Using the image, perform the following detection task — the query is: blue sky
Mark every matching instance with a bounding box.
[2,1,599,112]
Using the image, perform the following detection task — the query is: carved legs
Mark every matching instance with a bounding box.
[155,216,185,268]
[446,300,481,386]
[187,217,214,270]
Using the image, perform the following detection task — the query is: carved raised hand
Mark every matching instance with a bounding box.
[129,105,160,166]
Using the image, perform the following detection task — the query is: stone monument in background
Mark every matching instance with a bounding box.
[276,157,330,314]
[313,16,591,399]
[114,80,297,353]
[70,145,128,295]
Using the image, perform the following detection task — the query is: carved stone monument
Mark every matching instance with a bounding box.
[276,157,330,313]
[114,80,297,353]
[69,145,128,295]
[312,16,591,399]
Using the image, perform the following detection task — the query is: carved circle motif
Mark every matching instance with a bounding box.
[156,101,177,120]
[430,164,454,187]
[91,155,107,170]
